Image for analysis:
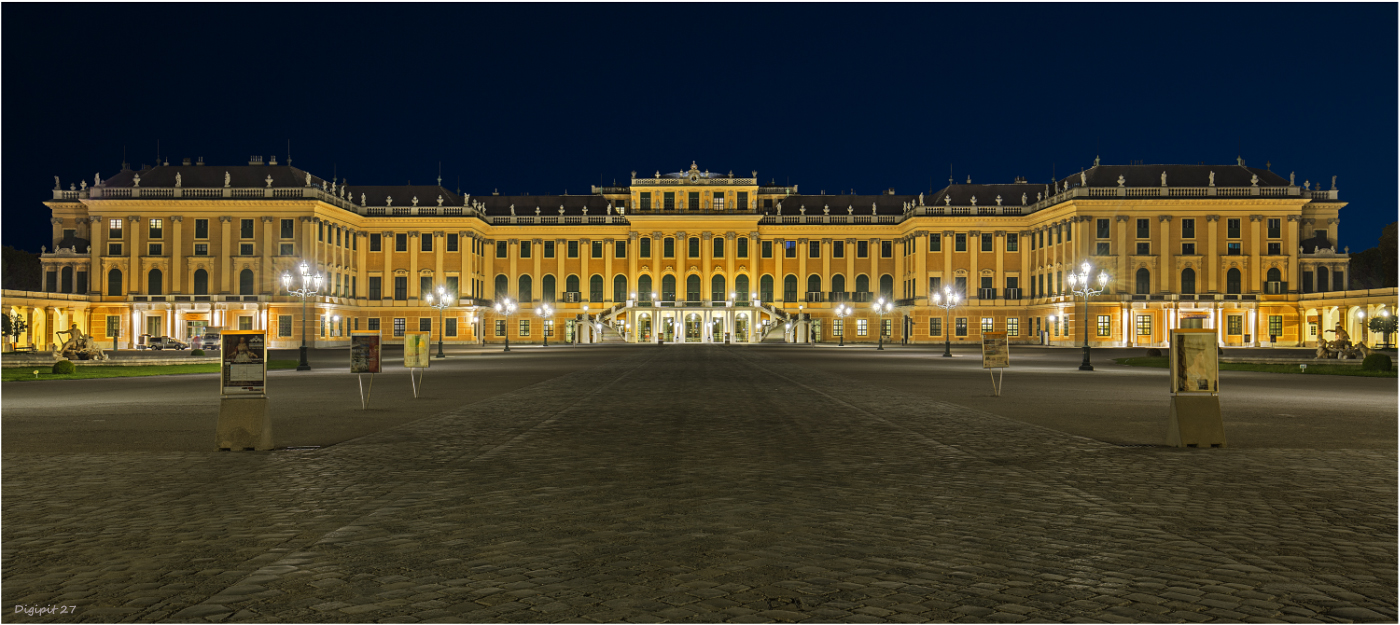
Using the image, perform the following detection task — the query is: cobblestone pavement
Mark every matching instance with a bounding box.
[3,346,1395,623]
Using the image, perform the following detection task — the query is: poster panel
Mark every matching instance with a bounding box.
[403,331,431,368]
[981,332,1010,369]
[1170,329,1218,394]
[350,332,382,374]
[221,330,266,395]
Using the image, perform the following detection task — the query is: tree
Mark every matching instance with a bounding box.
[2,311,28,348]
[1369,315,1397,348]
[1,245,42,291]
[1349,222,1397,290]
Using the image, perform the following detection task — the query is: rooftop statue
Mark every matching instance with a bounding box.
[224,171,231,187]
[996,195,1003,206]
[306,172,312,187]
[872,202,877,215]
[1117,175,1125,187]
[54,175,60,190]
[1290,172,1296,185]
[1161,171,1167,186]
[1332,175,1337,190]
[1209,171,1215,186]
[386,196,393,207]
[80,180,87,191]
[133,174,141,187]
[95,173,101,187]
[1021,193,1027,205]
[412,196,419,207]
[970,195,977,207]
[944,194,951,206]
[1080,171,1086,186]
[918,192,924,206]
[510,204,515,216]
[265,175,273,188]
[175,172,182,187]
[361,193,367,206]
[437,195,444,206]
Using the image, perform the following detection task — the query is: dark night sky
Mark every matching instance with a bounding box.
[4,4,1395,253]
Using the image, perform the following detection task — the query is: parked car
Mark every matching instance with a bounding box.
[201,328,223,351]
[147,336,190,351]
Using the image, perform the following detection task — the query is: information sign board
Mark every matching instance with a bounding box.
[350,332,382,374]
[403,331,431,368]
[981,332,1009,368]
[221,330,266,395]
[1170,328,1218,394]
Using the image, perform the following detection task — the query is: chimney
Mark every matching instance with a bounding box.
[182,158,192,166]
[249,156,264,166]
[269,156,278,165]
[196,157,205,166]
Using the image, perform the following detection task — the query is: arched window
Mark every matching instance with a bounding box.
[565,274,579,294]
[60,267,73,293]
[686,274,701,301]
[193,269,209,295]
[613,274,627,302]
[661,275,676,301]
[831,274,846,294]
[108,268,123,296]
[519,274,534,302]
[239,268,255,295]
[494,274,509,300]
[879,274,894,299]
[1181,268,1196,294]
[1226,268,1242,294]
[855,274,870,293]
[807,274,822,295]
[735,274,750,299]
[783,274,797,300]
[759,275,773,301]
[711,274,726,301]
[1135,268,1151,295]
[542,275,556,303]
[148,268,163,296]
[638,274,652,299]
[588,274,603,301]
[1266,267,1282,282]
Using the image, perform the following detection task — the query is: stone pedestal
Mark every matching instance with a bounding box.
[216,396,273,451]
[1167,395,1226,448]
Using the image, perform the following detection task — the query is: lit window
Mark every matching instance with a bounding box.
[856,319,868,337]
[981,317,994,333]
[1137,315,1152,336]
[1098,315,1111,337]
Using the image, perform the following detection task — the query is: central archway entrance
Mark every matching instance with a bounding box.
[685,313,702,342]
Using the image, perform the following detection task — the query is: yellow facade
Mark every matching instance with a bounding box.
[10,159,1395,352]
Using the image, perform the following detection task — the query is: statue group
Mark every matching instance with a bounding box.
[53,323,108,362]
[1316,323,1370,360]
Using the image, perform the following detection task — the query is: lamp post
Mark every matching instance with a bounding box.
[281,261,323,371]
[494,297,516,352]
[834,303,852,346]
[536,303,554,347]
[1066,261,1110,371]
[931,285,960,358]
[873,297,893,350]
[582,304,590,345]
[425,285,454,358]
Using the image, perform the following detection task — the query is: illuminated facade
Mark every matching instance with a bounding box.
[10,158,1395,352]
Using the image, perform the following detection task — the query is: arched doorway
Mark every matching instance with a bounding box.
[684,313,701,342]
[239,268,255,295]
[1135,268,1151,295]
[148,268,163,296]
[1181,268,1196,294]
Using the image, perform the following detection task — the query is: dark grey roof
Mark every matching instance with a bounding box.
[930,184,1044,208]
[1052,163,1290,190]
[768,194,918,216]
[99,165,332,190]
[345,185,464,208]
[476,195,613,216]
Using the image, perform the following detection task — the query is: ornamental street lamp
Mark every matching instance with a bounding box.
[281,261,323,371]
[931,285,961,358]
[834,303,852,346]
[424,285,455,358]
[1066,261,1110,371]
[872,297,894,350]
[535,303,554,347]
[494,297,517,352]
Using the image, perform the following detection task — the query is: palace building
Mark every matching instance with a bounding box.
[9,157,1395,352]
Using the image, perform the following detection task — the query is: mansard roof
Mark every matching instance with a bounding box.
[767,194,918,216]
[476,194,612,216]
[1053,163,1290,190]
[345,185,464,208]
[100,165,332,190]
[931,184,1044,208]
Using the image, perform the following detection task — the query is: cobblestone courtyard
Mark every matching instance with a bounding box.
[3,346,1395,623]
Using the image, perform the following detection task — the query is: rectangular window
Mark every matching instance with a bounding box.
[981,233,993,252]
[1137,314,1152,336]
[1096,242,1110,256]
[856,240,869,258]
[856,319,868,337]
[1181,218,1195,239]
[1227,242,1242,256]
[238,243,253,256]
[392,318,405,337]
[318,224,324,242]
[663,192,675,209]
[419,317,432,332]
[929,276,941,294]
[519,319,530,336]
[369,275,381,299]
[930,317,942,337]
[761,240,772,258]
[1268,315,1282,338]
[832,241,844,258]
[1136,242,1150,255]
[981,317,994,333]
[519,240,530,258]
[1182,242,1196,255]
[105,315,121,338]
[737,237,748,258]
[1096,219,1110,239]
[239,219,254,239]
[663,238,674,258]
[543,319,553,337]
[195,219,209,239]
[420,276,432,298]
[148,243,162,256]
[955,318,967,337]
[279,243,293,256]
[446,276,458,295]
[954,233,967,252]
[881,240,893,258]
[954,276,967,296]
[1227,218,1241,238]
[335,228,341,247]
[280,219,294,239]
[1227,315,1243,336]
[495,319,506,337]
[640,192,652,210]
[809,241,820,258]
[1056,226,1063,244]
[442,318,456,337]
[713,192,725,211]
[148,218,163,239]
[396,233,408,252]
[930,233,941,252]
[1267,218,1281,238]
[496,241,508,257]
[368,318,380,331]
[1268,242,1281,255]
[109,218,124,238]
[447,233,459,252]
[688,191,699,209]
[616,240,627,258]
[195,243,209,256]
[108,243,122,256]
[1007,317,1019,336]
[568,240,579,258]
[1006,233,1018,252]
[592,241,604,258]
[1136,218,1150,239]
[543,240,554,258]
[370,233,382,251]
[394,276,407,300]
[737,192,748,210]
[640,237,652,257]
[277,315,292,337]
[1098,315,1111,337]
